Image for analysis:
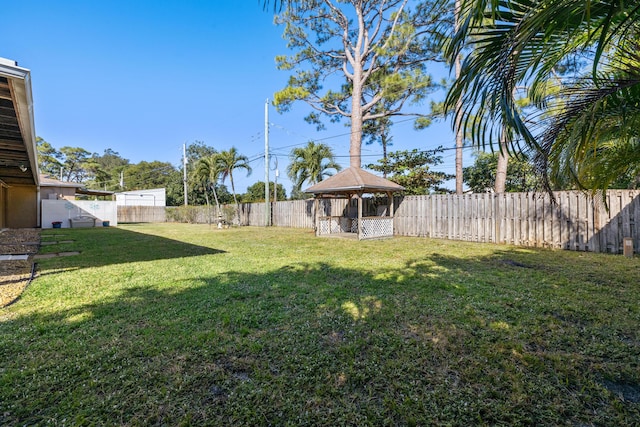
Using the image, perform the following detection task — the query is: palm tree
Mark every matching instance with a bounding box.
[287,141,341,195]
[192,155,222,224]
[445,0,640,196]
[216,147,252,224]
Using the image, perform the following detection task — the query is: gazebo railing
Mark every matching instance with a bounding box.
[359,216,393,239]
[317,215,393,239]
[318,216,352,235]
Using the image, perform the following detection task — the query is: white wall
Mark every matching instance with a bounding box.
[42,199,118,228]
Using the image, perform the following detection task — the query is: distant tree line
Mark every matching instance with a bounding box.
[39,135,569,205]
[36,138,251,206]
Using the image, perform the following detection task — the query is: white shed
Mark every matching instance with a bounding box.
[116,188,166,206]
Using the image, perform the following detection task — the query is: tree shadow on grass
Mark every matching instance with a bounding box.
[36,226,225,274]
[1,249,638,426]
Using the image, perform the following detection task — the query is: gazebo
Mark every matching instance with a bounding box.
[305,167,405,240]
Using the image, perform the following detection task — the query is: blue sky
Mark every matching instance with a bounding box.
[1,1,469,194]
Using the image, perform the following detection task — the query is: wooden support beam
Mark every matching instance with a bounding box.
[314,197,319,237]
[357,192,363,240]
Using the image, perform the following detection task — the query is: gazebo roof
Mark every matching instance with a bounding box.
[305,167,404,195]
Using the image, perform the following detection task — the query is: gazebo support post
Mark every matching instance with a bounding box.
[388,191,395,237]
[357,192,363,240]
[314,196,319,237]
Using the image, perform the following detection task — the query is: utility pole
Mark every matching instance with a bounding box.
[183,143,188,206]
[264,99,271,226]
[274,157,279,204]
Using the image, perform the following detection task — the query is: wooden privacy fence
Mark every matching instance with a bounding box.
[118,190,639,254]
[118,206,166,223]
[237,199,350,228]
[394,190,640,254]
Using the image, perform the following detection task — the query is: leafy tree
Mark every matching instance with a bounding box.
[216,147,252,224]
[289,188,309,200]
[367,148,453,194]
[186,140,217,164]
[463,151,541,193]
[59,147,93,182]
[123,161,180,191]
[92,148,129,171]
[85,149,130,190]
[165,176,186,207]
[243,181,287,202]
[83,160,110,190]
[287,141,341,193]
[445,0,640,197]
[274,0,447,168]
[36,137,63,177]
[362,107,394,177]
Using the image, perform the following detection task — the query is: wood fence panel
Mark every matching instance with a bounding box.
[621,191,632,243]
[118,206,166,223]
[607,192,620,253]
[632,192,640,253]
[555,192,566,249]
[513,193,522,246]
[542,193,553,248]
[551,194,561,249]
[579,193,590,251]
[430,195,437,238]
[419,196,427,237]
[480,194,487,242]
[479,195,488,242]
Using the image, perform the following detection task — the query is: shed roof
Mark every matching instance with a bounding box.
[76,188,114,197]
[39,176,84,189]
[40,176,114,197]
[305,167,404,195]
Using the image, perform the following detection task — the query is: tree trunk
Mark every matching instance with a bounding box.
[349,4,365,169]
[350,75,364,169]
[495,131,509,194]
[204,190,211,226]
[211,184,220,212]
[230,173,241,225]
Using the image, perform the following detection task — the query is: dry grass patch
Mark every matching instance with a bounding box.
[0,229,39,307]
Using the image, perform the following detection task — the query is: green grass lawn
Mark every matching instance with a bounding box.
[1,223,639,426]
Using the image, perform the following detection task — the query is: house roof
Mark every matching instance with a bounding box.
[0,58,38,186]
[305,167,405,195]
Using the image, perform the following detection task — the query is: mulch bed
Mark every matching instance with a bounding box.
[0,229,40,308]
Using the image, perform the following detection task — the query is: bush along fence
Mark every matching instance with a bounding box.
[118,190,640,254]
